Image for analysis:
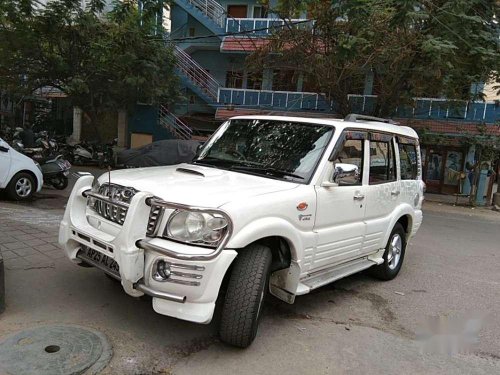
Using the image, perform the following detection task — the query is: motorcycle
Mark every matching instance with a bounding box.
[39,155,72,190]
[71,139,116,167]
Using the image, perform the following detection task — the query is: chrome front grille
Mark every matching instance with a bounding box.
[146,203,164,236]
[92,183,137,225]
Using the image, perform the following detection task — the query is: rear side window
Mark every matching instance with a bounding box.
[399,143,418,180]
[369,138,396,184]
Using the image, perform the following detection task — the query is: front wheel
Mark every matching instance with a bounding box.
[370,223,406,281]
[219,244,272,348]
[6,172,35,201]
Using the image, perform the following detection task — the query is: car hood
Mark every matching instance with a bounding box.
[98,163,299,207]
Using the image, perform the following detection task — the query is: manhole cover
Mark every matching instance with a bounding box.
[0,325,112,375]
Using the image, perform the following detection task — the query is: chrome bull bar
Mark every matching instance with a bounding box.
[81,190,233,261]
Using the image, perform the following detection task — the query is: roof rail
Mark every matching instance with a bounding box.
[344,114,398,124]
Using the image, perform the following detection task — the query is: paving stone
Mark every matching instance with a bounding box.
[23,239,46,247]
[4,257,29,269]
[12,247,39,257]
[0,250,18,260]
[23,253,55,266]
[37,244,59,252]
[22,228,44,234]
[0,236,17,244]
[4,242,28,250]
[11,233,36,241]
[45,250,66,259]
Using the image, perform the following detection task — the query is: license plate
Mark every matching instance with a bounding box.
[78,245,120,278]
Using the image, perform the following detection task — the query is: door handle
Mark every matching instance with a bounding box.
[353,193,365,200]
[391,190,401,196]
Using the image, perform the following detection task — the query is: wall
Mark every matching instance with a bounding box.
[128,105,173,144]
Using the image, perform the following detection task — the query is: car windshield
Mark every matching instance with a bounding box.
[192,119,334,183]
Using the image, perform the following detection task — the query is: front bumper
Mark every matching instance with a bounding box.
[58,175,237,324]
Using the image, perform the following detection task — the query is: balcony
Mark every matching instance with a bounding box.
[347,95,499,123]
[218,88,329,111]
[225,18,313,36]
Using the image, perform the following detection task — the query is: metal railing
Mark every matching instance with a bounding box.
[173,46,220,100]
[158,105,193,140]
[218,88,329,111]
[347,94,498,122]
[226,18,312,35]
[186,0,225,28]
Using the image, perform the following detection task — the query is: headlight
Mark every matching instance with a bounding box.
[165,210,229,247]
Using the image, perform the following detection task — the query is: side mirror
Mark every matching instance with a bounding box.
[333,163,360,185]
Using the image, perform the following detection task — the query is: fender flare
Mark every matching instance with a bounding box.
[226,217,307,261]
[382,204,415,246]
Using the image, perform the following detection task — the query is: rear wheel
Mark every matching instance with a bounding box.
[219,244,272,348]
[51,175,68,190]
[370,223,406,281]
[6,172,35,201]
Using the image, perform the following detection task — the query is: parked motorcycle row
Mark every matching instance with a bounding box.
[1,127,117,191]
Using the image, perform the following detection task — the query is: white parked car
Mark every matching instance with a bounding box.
[0,137,43,200]
[59,115,424,347]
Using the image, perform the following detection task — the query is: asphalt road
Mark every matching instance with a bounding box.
[0,179,499,374]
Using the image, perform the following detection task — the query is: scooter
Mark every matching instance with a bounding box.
[40,155,72,190]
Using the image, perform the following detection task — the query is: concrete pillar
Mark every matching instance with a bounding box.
[262,69,273,91]
[363,70,374,96]
[117,109,128,148]
[70,106,82,144]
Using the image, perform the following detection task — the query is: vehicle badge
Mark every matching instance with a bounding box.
[297,202,308,211]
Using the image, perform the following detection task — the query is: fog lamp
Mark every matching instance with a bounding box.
[153,260,171,281]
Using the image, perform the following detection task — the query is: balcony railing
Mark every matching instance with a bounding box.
[225,18,313,36]
[218,88,329,111]
[186,0,225,28]
[347,95,499,123]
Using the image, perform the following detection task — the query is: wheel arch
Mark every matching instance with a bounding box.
[9,169,39,191]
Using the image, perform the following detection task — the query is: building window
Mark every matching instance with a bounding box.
[252,5,268,18]
[246,71,262,90]
[226,70,244,88]
[272,70,299,92]
[227,5,248,18]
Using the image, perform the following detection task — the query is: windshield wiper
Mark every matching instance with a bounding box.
[230,165,304,180]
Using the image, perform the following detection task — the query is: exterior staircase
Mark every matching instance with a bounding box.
[173,46,221,105]
[158,105,193,140]
[173,0,226,36]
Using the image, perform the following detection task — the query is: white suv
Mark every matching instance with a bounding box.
[59,115,424,347]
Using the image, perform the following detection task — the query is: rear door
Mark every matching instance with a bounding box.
[362,132,399,255]
[0,138,12,187]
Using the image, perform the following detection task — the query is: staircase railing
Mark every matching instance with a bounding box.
[173,46,220,101]
[186,0,226,28]
[158,105,193,140]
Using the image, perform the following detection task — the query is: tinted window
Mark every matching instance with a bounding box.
[369,140,396,184]
[333,139,363,185]
[399,143,418,180]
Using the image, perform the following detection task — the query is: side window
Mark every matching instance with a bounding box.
[399,143,418,180]
[369,137,396,184]
[332,139,363,185]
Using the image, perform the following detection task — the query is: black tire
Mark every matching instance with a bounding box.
[6,172,35,201]
[51,175,68,190]
[370,223,406,281]
[219,244,272,348]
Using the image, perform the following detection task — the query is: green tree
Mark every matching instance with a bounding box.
[0,0,177,137]
[248,0,500,116]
